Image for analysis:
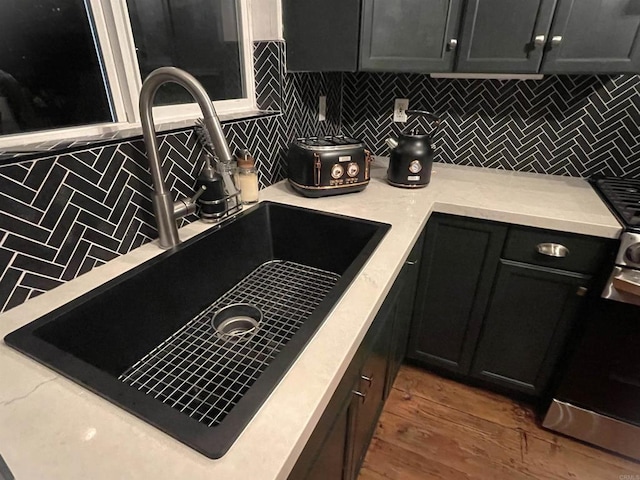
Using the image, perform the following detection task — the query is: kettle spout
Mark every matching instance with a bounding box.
[385,138,398,150]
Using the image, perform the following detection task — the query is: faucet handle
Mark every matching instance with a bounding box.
[190,184,207,203]
[173,185,207,218]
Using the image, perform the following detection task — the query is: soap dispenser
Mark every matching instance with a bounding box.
[195,154,227,222]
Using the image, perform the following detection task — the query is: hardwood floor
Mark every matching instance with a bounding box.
[358,364,640,479]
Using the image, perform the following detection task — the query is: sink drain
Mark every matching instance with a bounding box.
[211,303,262,343]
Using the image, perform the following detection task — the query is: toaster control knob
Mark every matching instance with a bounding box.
[408,160,423,174]
[331,164,344,179]
[347,162,360,177]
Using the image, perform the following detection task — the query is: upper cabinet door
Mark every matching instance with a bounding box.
[456,0,557,73]
[542,0,640,73]
[359,0,463,72]
[282,0,361,72]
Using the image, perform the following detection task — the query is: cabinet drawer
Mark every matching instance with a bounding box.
[502,227,613,274]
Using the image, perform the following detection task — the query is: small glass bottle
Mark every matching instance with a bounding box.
[234,150,259,204]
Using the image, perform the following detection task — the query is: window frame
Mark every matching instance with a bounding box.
[0,0,255,149]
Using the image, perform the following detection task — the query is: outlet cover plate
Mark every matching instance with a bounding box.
[394,98,409,122]
[319,95,327,122]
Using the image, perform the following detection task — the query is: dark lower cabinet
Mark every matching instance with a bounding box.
[470,260,590,396]
[289,246,420,479]
[407,215,507,374]
[347,322,391,479]
[407,213,615,399]
[385,233,425,398]
[304,402,350,480]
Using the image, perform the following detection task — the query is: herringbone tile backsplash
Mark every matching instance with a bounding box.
[2,39,640,313]
[342,73,640,178]
[0,41,341,312]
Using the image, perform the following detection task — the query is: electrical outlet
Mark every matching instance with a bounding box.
[319,95,327,122]
[393,98,409,122]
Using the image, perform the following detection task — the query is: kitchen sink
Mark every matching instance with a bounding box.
[4,202,390,458]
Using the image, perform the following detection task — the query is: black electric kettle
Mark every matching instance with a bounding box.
[386,110,440,188]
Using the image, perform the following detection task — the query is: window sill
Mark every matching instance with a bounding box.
[0,109,281,166]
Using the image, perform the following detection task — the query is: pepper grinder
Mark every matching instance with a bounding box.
[234,149,259,204]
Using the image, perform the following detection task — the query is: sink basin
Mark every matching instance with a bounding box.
[4,202,390,458]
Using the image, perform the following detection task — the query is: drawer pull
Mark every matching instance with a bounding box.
[361,375,373,385]
[536,243,569,258]
[352,390,367,403]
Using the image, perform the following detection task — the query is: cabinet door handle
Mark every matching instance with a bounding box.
[536,243,569,258]
[551,36,562,47]
[405,260,418,266]
[448,38,458,50]
[534,35,546,47]
[352,390,367,403]
[361,375,373,385]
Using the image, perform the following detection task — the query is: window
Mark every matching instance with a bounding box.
[0,1,113,135]
[0,0,253,145]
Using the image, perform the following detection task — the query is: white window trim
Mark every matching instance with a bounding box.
[0,0,256,150]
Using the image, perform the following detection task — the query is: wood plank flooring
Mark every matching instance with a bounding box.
[358,364,640,479]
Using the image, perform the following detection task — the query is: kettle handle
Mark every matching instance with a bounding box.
[406,110,441,137]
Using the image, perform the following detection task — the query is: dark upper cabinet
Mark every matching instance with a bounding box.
[542,0,640,73]
[456,0,556,73]
[470,260,590,396]
[407,215,507,374]
[284,0,640,74]
[359,0,463,72]
[282,0,361,72]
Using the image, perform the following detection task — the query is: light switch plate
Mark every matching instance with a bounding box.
[393,98,409,122]
[319,95,327,122]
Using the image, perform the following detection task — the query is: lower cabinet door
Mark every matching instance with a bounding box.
[408,214,507,374]
[385,232,424,398]
[470,259,590,396]
[305,399,350,480]
[348,333,389,479]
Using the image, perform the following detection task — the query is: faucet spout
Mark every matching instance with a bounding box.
[139,67,233,249]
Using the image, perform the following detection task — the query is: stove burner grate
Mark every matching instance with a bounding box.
[593,178,640,227]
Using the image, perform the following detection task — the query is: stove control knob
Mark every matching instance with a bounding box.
[331,164,344,179]
[625,243,640,265]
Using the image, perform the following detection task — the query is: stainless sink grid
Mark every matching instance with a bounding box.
[118,260,340,427]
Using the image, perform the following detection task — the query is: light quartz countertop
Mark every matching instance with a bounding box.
[0,160,621,480]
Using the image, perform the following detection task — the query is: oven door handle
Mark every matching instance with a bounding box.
[602,266,640,306]
[612,269,640,297]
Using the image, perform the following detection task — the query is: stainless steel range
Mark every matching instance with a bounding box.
[543,176,640,461]
[593,177,640,305]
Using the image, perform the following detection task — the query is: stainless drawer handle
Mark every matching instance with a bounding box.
[361,375,373,385]
[536,243,569,258]
[352,390,367,403]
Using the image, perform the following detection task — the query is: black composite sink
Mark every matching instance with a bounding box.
[4,202,390,458]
